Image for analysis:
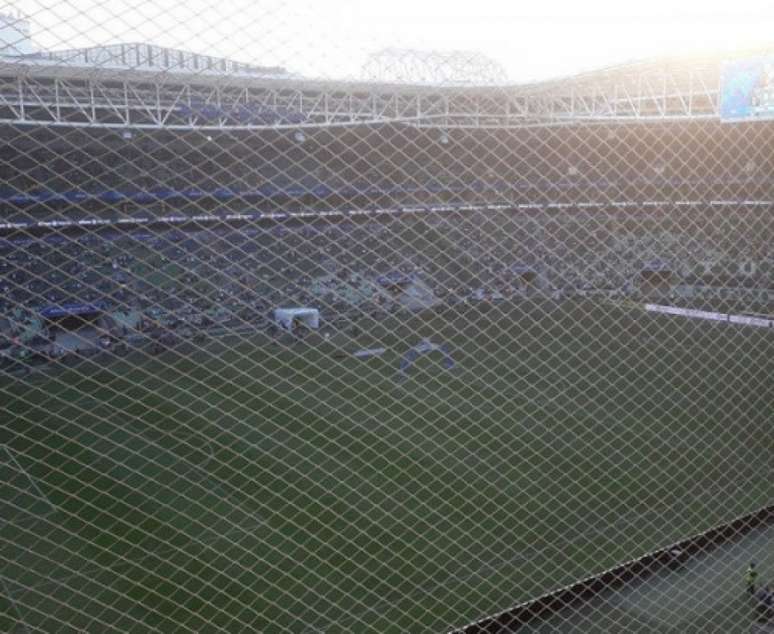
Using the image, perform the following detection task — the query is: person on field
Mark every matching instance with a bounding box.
[747,562,759,595]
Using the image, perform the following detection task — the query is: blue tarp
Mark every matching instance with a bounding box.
[377,272,416,286]
[398,341,455,378]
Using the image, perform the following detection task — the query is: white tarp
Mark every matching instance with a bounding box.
[274,308,320,332]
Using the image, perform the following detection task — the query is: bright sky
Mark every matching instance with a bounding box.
[11,0,774,81]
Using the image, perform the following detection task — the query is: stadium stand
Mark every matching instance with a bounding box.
[1,200,770,367]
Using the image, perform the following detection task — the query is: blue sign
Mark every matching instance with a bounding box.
[40,301,108,319]
[720,57,774,121]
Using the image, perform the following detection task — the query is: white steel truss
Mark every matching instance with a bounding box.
[0,57,722,130]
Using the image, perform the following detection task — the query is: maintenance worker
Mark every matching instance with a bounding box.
[747,562,759,595]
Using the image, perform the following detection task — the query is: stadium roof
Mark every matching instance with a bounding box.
[10,42,293,81]
[2,43,772,128]
[0,32,773,95]
[0,47,723,94]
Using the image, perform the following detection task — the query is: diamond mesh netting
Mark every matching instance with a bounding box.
[1,3,773,633]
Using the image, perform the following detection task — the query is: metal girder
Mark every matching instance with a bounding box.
[0,63,721,130]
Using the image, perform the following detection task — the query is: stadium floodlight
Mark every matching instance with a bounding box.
[293,130,307,143]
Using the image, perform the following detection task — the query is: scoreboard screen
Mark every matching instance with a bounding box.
[721,57,774,121]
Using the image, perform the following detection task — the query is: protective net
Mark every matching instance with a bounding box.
[1,3,773,634]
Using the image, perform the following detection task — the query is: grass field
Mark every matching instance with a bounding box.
[1,298,772,633]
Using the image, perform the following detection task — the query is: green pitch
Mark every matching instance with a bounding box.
[1,299,772,633]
